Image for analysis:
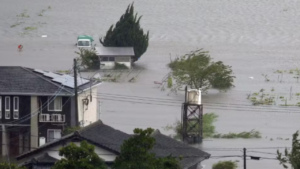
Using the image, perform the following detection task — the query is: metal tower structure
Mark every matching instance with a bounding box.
[181,87,203,144]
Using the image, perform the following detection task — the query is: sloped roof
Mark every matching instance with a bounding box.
[95,46,135,56]
[0,66,101,96]
[16,120,210,169]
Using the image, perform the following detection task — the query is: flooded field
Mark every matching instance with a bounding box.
[1,0,300,168]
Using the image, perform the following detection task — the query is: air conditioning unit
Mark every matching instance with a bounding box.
[39,114,50,122]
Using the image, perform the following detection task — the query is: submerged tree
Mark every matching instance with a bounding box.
[168,49,235,93]
[75,46,99,70]
[113,128,181,169]
[277,131,300,169]
[100,2,149,62]
[212,161,238,169]
[52,141,107,169]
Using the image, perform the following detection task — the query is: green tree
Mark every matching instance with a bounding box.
[0,162,27,169]
[212,161,238,169]
[113,128,181,169]
[62,126,81,136]
[52,141,107,169]
[75,47,99,70]
[277,131,300,169]
[100,3,149,62]
[168,49,235,93]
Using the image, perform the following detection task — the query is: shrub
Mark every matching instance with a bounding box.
[212,161,238,169]
[115,62,128,70]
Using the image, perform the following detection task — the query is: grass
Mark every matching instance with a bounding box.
[10,22,24,28]
[16,11,30,18]
[24,27,37,31]
[164,113,261,139]
[212,130,261,139]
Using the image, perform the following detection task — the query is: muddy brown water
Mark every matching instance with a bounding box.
[1,0,300,168]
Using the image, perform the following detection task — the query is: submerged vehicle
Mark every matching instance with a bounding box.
[76,35,94,48]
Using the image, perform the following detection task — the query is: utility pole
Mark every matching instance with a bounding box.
[74,59,79,126]
[243,148,247,169]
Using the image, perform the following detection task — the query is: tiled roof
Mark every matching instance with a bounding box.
[16,120,210,169]
[0,66,101,96]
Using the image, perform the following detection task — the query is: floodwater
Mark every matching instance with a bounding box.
[1,0,300,168]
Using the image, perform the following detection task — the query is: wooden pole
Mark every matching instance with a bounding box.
[74,59,79,126]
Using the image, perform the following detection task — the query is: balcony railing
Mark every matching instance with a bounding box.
[39,114,65,122]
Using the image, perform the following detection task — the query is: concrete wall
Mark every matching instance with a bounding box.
[115,56,131,69]
[99,56,132,69]
[78,87,98,127]
[30,96,38,150]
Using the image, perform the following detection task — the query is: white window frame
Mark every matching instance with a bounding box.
[13,97,19,119]
[5,96,10,119]
[0,96,2,119]
[48,97,62,112]
[47,129,61,142]
[5,96,10,111]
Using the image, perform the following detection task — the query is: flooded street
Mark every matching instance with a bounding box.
[1,0,300,168]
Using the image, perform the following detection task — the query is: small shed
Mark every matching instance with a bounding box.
[95,46,135,69]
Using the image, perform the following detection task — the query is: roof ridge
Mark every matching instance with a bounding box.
[22,67,74,95]
[78,120,103,133]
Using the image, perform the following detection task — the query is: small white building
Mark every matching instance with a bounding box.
[95,46,135,69]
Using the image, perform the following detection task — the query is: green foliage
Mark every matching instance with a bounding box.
[0,162,27,169]
[113,128,181,169]
[100,3,149,62]
[52,141,107,169]
[277,131,300,169]
[212,161,238,169]
[168,113,261,139]
[212,130,261,139]
[115,62,129,69]
[167,77,173,88]
[168,49,235,93]
[75,47,100,70]
[62,126,81,136]
[24,27,37,31]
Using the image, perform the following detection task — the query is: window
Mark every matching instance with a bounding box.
[48,97,62,111]
[5,97,10,111]
[47,129,61,142]
[13,97,19,119]
[108,57,115,61]
[5,97,10,119]
[101,57,108,62]
[0,96,2,119]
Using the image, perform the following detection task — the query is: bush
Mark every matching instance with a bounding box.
[115,62,128,69]
[212,161,238,169]
[75,47,99,70]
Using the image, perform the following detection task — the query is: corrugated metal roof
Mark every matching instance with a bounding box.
[95,46,135,56]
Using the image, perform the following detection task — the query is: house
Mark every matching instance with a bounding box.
[0,66,101,157]
[95,46,135,69]
[16,120,210,169]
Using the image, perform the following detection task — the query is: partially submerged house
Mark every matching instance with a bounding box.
[16,120,210,169]
[0,66,101,157]
[95,46,135,69]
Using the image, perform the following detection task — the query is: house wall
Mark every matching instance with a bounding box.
[0,95,31,124]
[38,96,72,144]
[115,56,131,69]
[99,56,132,69]
[78,87,98,127]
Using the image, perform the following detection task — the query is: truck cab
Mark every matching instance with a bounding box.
[76,35,94,48]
